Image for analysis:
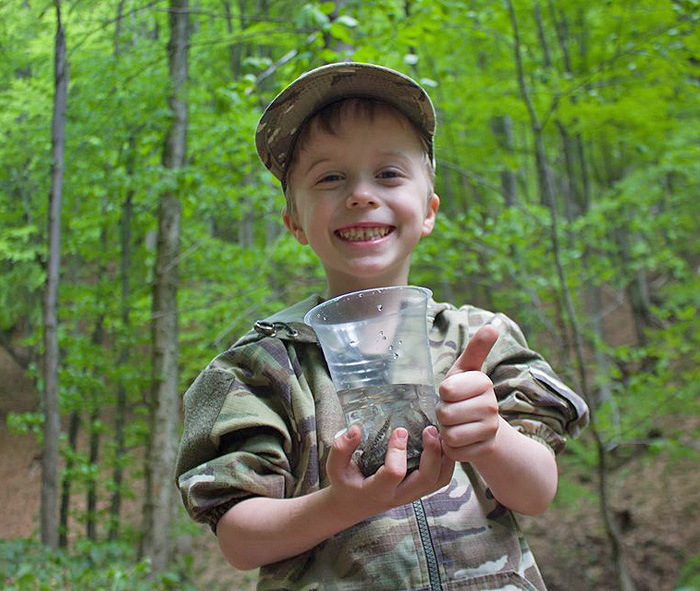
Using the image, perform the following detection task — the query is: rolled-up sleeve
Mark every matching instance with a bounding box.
[175,339,299,531]
[485,313,589,455]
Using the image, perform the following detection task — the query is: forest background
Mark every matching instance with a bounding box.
[0,0,698,590]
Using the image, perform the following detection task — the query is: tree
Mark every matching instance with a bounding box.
[41,0,68,551]
[142,0,190,572]
[0,1,697,586]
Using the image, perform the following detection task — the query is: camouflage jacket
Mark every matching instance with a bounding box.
[176,295,589,591]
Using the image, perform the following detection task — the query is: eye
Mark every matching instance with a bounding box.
[377,168,403,181]
[316,172,344,184]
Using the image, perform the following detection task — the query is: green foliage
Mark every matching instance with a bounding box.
[675,551,700,591]
[6,412,44,444]
[0,539,197,591]
[0,0,698,583]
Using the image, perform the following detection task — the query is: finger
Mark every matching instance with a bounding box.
[440,413,500,460]
[416,425,442,473]
[400,427,455,493]
[446,324,499,378]
[397,426,441,488]
[374,428,408,482]
[417,425,449,477]
[326,424,361,478]
[442,438,497,463]
[437,371,494,405]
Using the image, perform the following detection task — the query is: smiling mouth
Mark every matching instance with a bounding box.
[335,226,394,242]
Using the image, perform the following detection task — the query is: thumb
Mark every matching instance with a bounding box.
[446,324,499,377]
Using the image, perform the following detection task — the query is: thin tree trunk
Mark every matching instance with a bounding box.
[626,270,659,350]
[492,115,518,207]
[325,0,351,54]
[58,410,80,548]
[84,201,108,542]
[534,1,551,68]
[41,0,68,550]
[114,0,126,54]
[142,0,189,572]
[239,208,254,248]
[86,287,105,540]
[505,3,637,590]
[109,0,130,543]
[555,121,580,224]
[86,404,99,540]
[224,0,245,77]
[110,135,135,542]
[550,5,616,418]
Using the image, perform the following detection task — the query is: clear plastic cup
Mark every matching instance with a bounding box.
[304,286,437,476]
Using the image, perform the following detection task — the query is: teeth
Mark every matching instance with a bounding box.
[337,226,391,241]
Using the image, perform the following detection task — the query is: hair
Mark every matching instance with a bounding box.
[283,98,435,218]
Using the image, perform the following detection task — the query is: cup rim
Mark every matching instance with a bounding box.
[304,285,433,328]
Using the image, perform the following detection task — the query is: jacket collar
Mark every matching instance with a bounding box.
[236,292,451,346]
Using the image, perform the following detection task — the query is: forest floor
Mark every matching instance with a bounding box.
[1,344,698,591]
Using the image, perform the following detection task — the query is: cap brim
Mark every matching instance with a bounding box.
[255,62,435,184]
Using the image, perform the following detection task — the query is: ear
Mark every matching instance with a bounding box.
[282,205,308,245]
[421,193,440,237]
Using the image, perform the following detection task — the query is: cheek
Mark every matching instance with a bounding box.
[404,203,431,233]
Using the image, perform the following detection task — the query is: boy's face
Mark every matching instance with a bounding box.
[283,105,439,298]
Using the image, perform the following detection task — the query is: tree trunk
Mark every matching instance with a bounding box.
[491,115,518,207]
[84,204,108,542]
[109,0,130,543]
[533,1,551,68]
[224,0,247,78]
[58,410,80,548]
[325,0,351,55]
[110,135,135,542]
[114,0,126,55]
[505,2,637,590]
[41,0,68,550]
[238,207,255,248]
[86,316,104,540]
[142,0,189,572]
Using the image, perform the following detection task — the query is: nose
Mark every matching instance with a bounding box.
[346,181,379,209]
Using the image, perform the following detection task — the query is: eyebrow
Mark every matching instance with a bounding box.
[300,142,422,181]
[306,150,414,171]
[381,149,413,161]
[304,157,332,176]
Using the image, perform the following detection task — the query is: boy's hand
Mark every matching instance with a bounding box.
[436,325,500,463]
[325,423,454,522]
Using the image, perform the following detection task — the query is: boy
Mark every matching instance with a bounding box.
[175,62,589,590]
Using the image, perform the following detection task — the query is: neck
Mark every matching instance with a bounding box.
[324,270,411,299]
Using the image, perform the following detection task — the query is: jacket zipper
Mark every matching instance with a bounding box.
[412,499,442,590]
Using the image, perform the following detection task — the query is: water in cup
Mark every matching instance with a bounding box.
[337,383,436,476]
[305,286,437,476]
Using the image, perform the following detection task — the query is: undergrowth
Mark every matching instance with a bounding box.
[0,538,197,591]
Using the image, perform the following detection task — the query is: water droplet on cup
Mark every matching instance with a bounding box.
[393,352,400,359]
[377,304,384,312]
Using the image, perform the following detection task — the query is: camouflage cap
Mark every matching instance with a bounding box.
[255,62,436,186]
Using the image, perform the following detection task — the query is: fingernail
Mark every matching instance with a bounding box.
[395,428,408,440]
[426,425,438,439]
